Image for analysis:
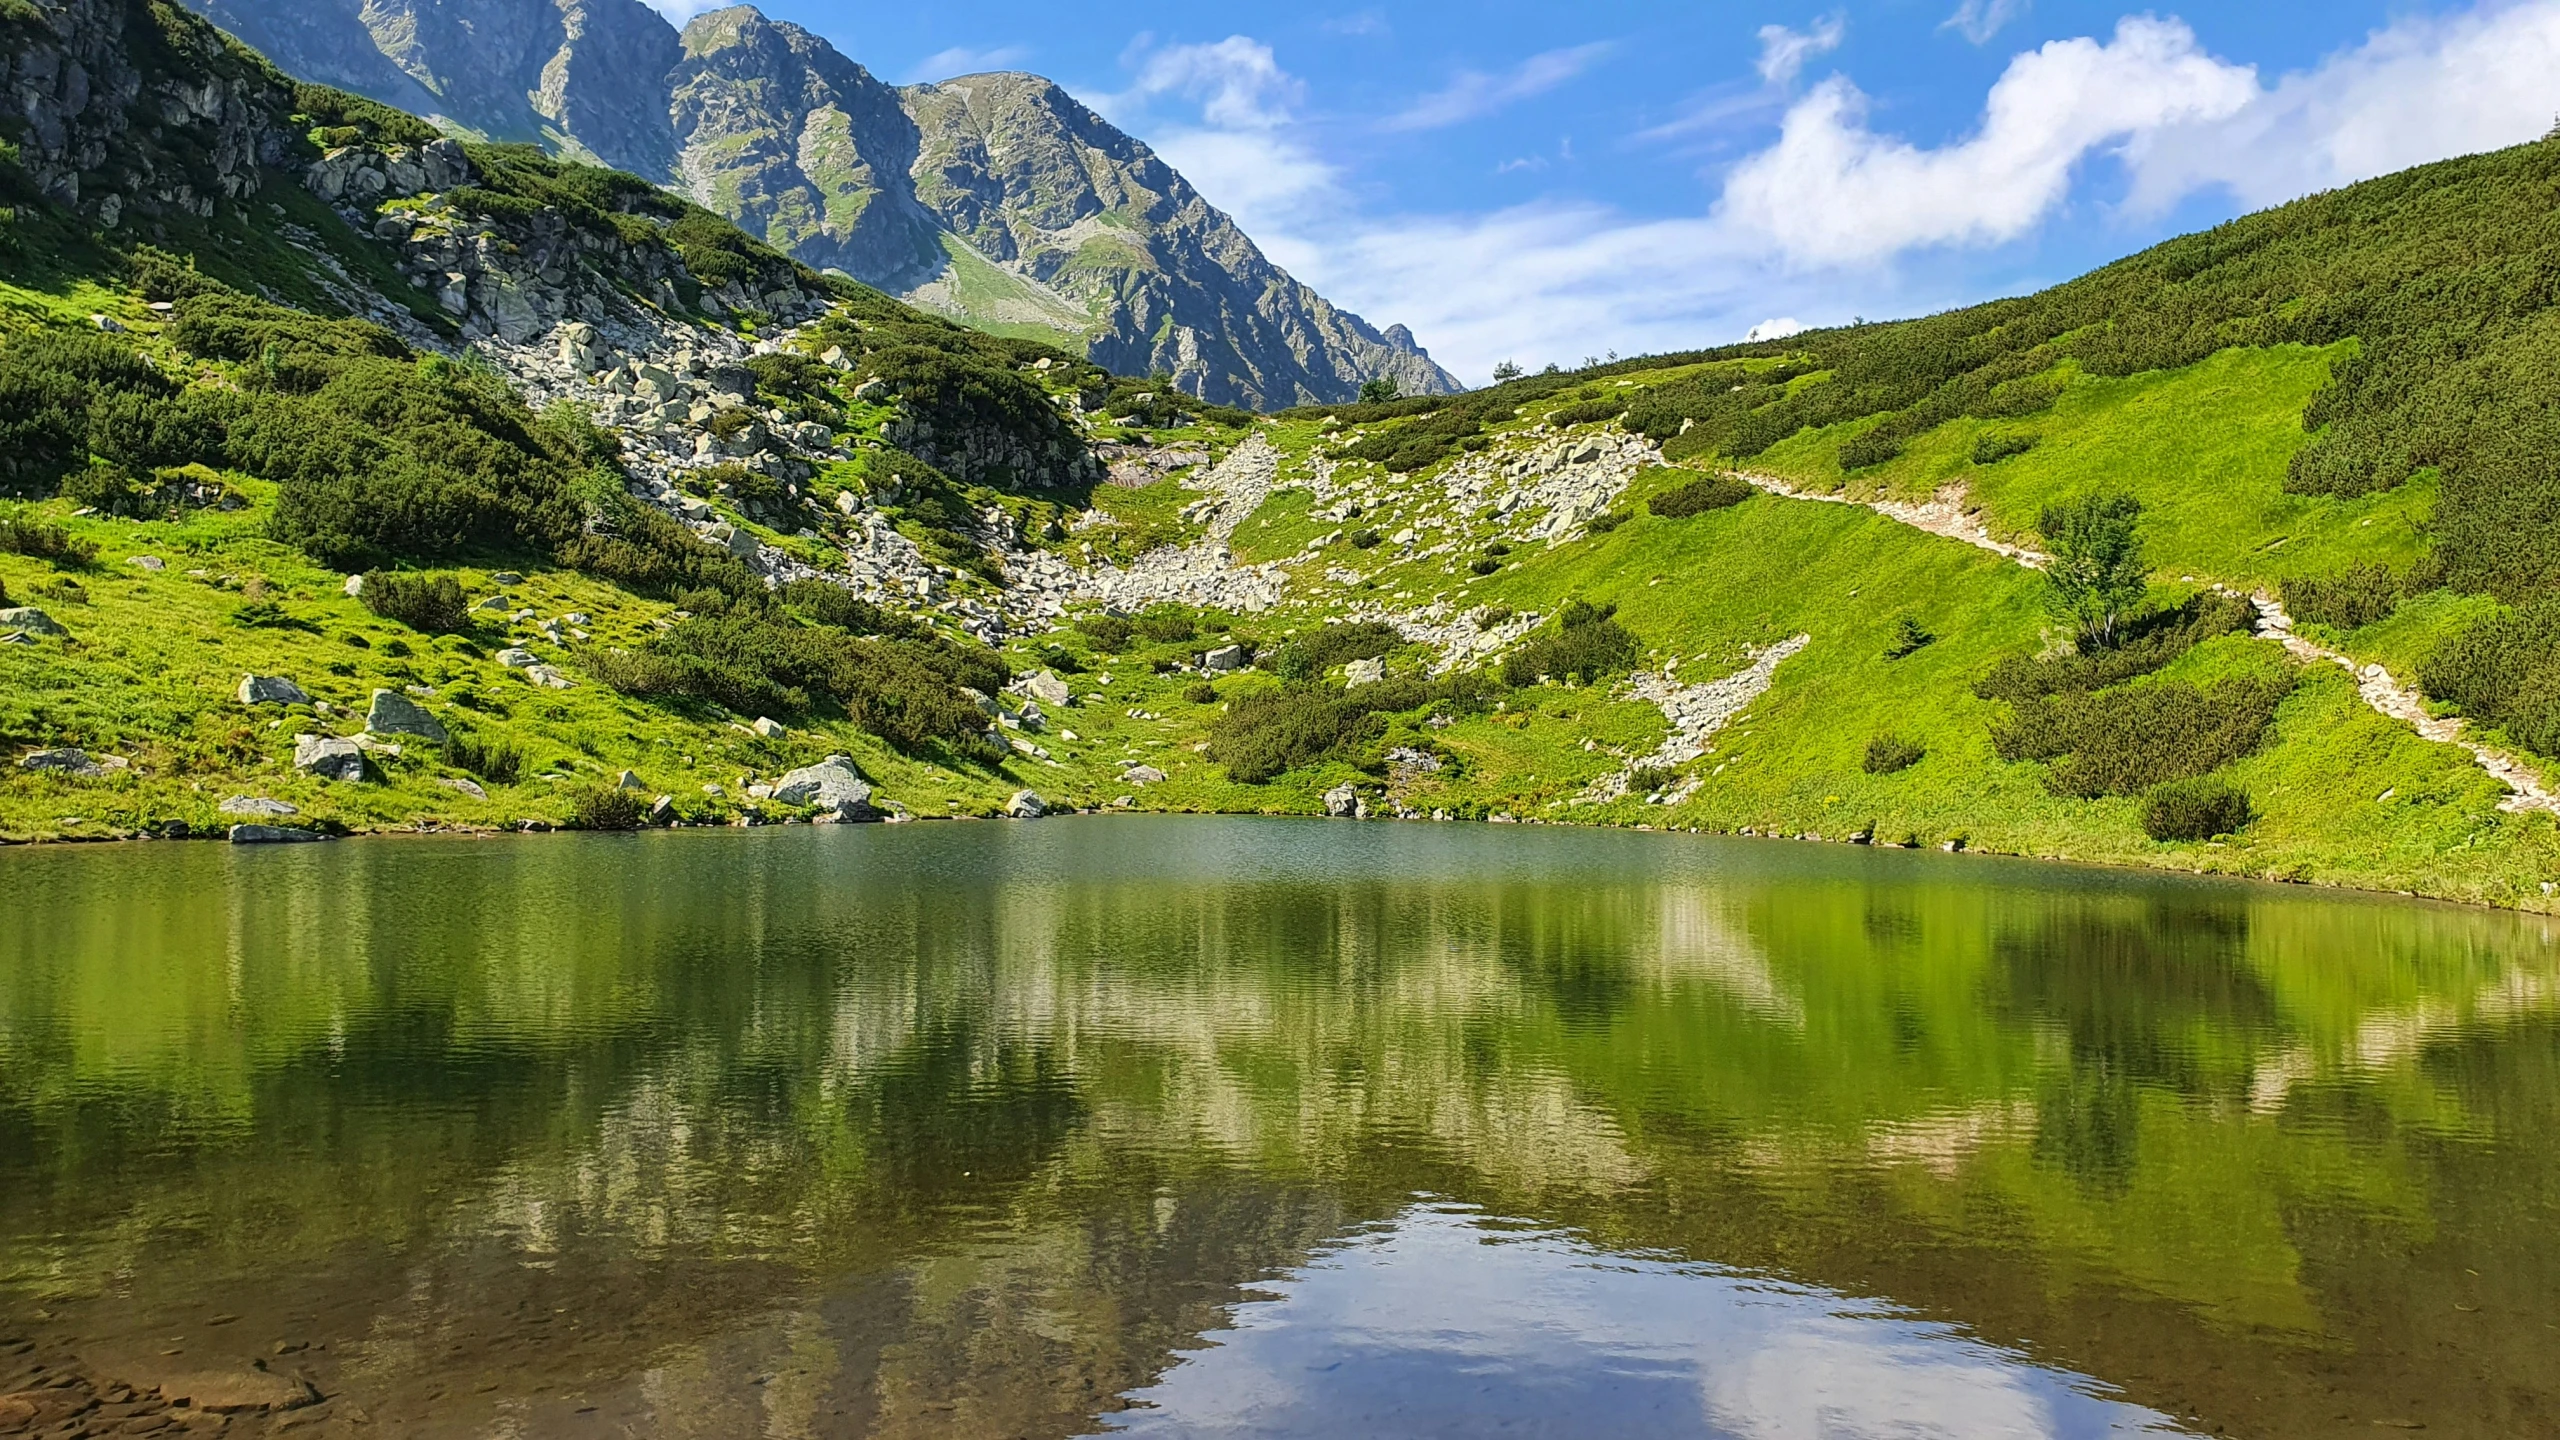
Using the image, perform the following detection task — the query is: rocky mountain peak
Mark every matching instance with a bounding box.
[180,0,1463,406]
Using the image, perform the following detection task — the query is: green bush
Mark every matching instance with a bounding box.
[1076,613,1136,651]
[1211,672,1498,784]
[1587,511,1627,534]
[1864,735,1926,775]
[1975,590,2255,702]
[568,786,648,832]
[1185,682,1221,706]
[2142,779,2255,841]
[1549,397,1628,427]
[1973,431,2037,465]
[1884,617,1936,659]
[448,732,522,786]
[1503,600,1641,687]
[1470,557,1501,576]
[1133,605,1199,643]
[1992,674,2293,798]
[1648,472,1753,519]
[361,571,472,634]
[2281,564,2404,631]
[0,509,97,565]
[2039,492,2149,649]
[1627,765,1676,795]
[2419,596,2560,755]
[1349,529,1383,549]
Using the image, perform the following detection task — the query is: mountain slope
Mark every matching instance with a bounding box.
[7,0,2559,913]
[175,0,1460,407]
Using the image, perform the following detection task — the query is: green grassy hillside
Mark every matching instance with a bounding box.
[4,2,2558,911]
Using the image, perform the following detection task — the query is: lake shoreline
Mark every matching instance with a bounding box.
[1,801,2539,918]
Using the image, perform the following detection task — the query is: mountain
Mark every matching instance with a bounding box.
[178,0,1460,408]
[7,0,2560,914]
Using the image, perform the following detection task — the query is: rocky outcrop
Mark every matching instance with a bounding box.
[1,0,295,231]
[898,72,1457,408]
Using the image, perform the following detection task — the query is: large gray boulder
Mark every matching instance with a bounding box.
[1203,645,1246,674]
[1025,670,1073,707]
[19,748,104,777]
[292,735,368,783]
[771,755,874,821]
[1007,789,1048,820]
[238,675,311,706]
[366,690,448,743]
[1324,784,1360,819]
[0,607,65,637]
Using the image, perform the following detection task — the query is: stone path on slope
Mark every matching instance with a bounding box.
[1737,469,2560,816]
[1590,635,1815,804]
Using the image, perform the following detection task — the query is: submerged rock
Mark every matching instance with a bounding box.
[229,824,326,845]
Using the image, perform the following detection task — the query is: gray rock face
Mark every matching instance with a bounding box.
[219,796,300,816]
[1006,789,1046,820]
[20,748,104,777]
[0,607,66,637]
[366,689,448,742]
[1203,645,1246,674]
[292,734,368,782]
[1324,784,1360,819]
[771,754,874,820]
[229,824,326,845]
[238,674,311,706]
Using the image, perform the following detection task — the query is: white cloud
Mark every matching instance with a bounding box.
[1118,36,1302,130]
[1748,318,1807,342]
[642,0,726,21]
[1385,43,1616,132]
[2125,0,2560,211]
[1106,3,2560,385]
[1719,17,2258,266]
[1756,16,1846,87]
[903,45,1032,84]
[1943,0,2031,46]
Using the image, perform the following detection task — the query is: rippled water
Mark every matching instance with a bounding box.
[2,819,2555,1438]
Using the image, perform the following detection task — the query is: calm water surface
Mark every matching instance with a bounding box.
[2,819,2555,1438]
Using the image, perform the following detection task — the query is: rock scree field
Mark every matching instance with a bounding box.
[5,0,2560,910]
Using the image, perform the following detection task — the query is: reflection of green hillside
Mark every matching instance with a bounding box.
[1,822,2554,1437]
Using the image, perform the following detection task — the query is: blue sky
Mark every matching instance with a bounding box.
[654,0,2560,382]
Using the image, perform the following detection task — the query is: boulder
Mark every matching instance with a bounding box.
[219,797,299,817]
[523,664,574,690]
[438,776,488,801]
[1203,645,1246,674]
[1007,789,1047,820]
[0,607,65,637]
[1123,765,1168,787]
[19,748,104,777]
[342,574,364,597]
[229,824,325,845]
[752,716,788,739]
[1344,658,1386,687]
[365,689,448,743]
[1324,784,1360,819]
[1015,702,1046,733]
[771,755,875,821]
[1025,670,1073,707]
[130,555,165,572]
[237,675,309,707]
[496,648,538,668]
[292,735,368,783]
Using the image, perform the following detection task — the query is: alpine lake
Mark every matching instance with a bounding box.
[2,818,2554,1438]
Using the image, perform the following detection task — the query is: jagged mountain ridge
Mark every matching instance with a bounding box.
[180,0,1460,408]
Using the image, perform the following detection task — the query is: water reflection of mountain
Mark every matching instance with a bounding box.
[1,822,2555,1438]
